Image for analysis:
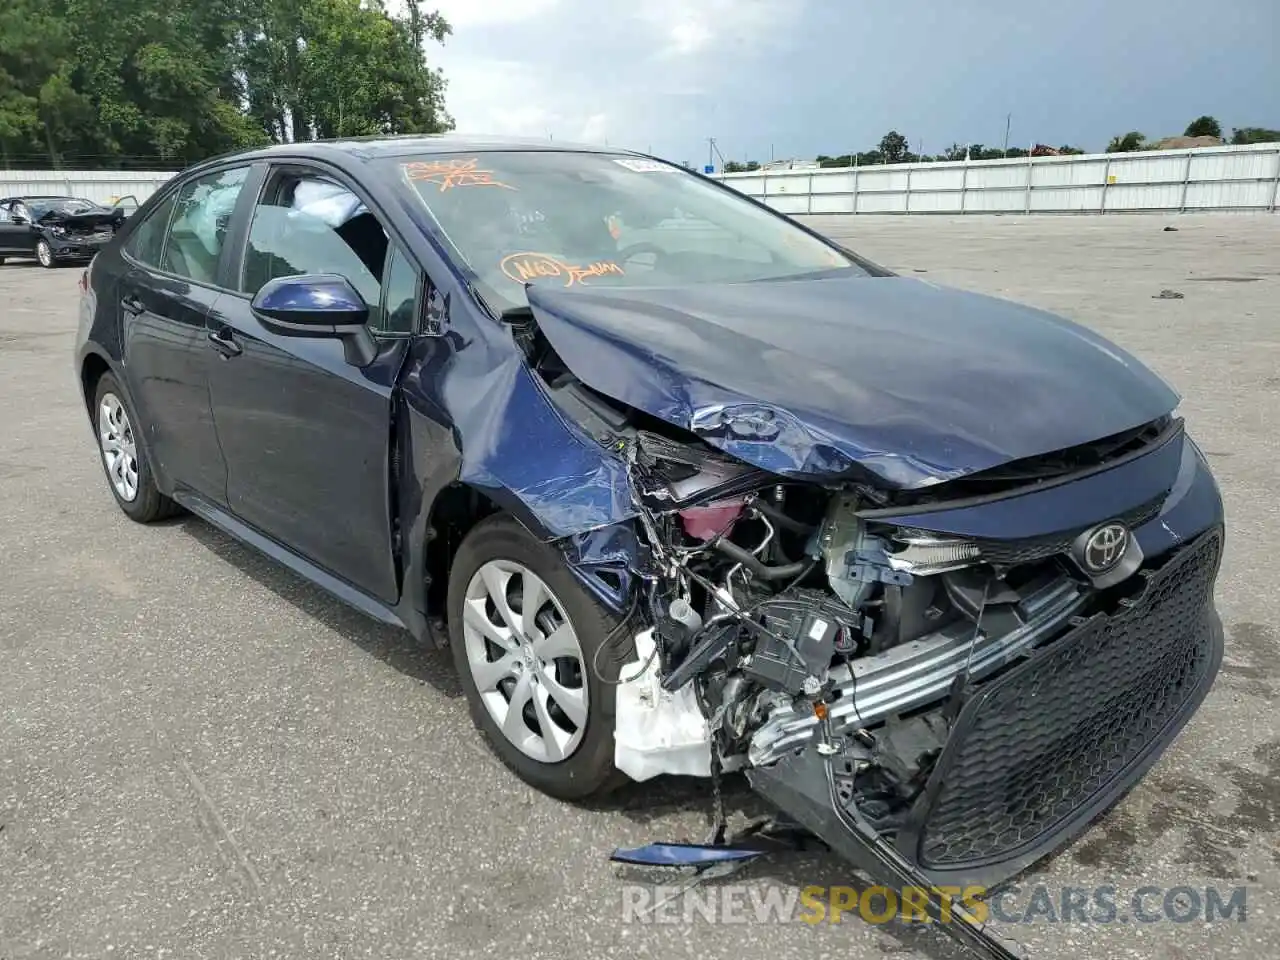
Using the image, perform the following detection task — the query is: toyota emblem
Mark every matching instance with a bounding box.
[1081,522,1129,573]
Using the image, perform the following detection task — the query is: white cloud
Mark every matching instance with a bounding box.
[578,113,610,143]
[429,0,561,29]
[430,0,797,153]
[668,19,714,56]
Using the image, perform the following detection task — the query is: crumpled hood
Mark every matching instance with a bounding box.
[37,209,120,230]
[525,275,1180,488]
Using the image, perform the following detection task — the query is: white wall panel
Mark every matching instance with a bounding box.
[723,143,1280,215]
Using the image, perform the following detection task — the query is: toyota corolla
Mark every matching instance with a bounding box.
[74,137,1225,959]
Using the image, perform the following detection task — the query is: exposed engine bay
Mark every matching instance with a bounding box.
[608,425,1089,796]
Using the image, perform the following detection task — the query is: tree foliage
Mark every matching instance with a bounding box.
[0,0,452,168]
[878,130,909,164]
[1230,126,1280,145]
[1106,131,1146,153]
[1184,115,1222,139]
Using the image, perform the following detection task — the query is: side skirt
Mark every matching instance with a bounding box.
[173,489,408,630]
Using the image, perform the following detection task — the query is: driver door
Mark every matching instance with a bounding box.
[0,201,36,256]
[207,164,423,603]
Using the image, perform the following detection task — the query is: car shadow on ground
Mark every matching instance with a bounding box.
[179,515,462,697]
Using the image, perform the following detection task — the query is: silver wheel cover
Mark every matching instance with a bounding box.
[37,241,52,267]
[98,393,139,502]
[462,559,589,763]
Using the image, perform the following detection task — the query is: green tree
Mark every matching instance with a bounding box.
[0,0,452,168]
[1184,115,1222,139]
[878,130,909,163]
[1107,131,1146,153]
[1230,126,1280,144]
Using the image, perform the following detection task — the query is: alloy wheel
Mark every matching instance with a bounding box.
[36,241,53,268]
[98,393,139,502]
[462,559,589,763]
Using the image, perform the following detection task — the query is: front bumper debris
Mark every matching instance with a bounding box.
[751,528,1223,957]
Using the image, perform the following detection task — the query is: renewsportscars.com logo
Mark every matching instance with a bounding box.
[622,883,1249,926]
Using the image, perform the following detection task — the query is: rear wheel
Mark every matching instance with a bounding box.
[92,373,180,523]
[36,240,55,268]
[448,514,634,800]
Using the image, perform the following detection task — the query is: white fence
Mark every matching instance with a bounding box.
[720,143,1280,216]
[0,170,176,206]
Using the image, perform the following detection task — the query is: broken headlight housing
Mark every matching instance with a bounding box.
[885,529,982,575]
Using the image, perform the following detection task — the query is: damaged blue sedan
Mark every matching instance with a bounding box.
[76,137,1224,959]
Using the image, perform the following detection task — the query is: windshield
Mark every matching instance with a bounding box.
[389,151,865,312]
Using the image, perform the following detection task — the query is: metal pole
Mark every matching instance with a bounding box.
[1269,148,1280,212]
[904,165,912,214]
[851,164,859,215]
[807,173,813,215]
[1099,156,1111,214]
[959,158,968,214]
[1178,150,1193,212]
[1024,143,1033,214]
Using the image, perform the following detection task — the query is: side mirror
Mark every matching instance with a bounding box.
[251,274,377,367]
[10,213,28,225]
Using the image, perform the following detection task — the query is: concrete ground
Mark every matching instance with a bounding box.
[2,213,1278,960]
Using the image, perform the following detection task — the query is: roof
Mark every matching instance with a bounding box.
[236,134,633,164]
[1,194,84,202]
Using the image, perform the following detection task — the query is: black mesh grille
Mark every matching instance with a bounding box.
[976,495,1166,568]
[916,530,1221,868]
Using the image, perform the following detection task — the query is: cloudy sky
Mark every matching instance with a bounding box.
[425,0,1277,165]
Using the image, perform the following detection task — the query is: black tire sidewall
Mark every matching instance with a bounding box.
[92,373,172,522]
[447,513,635,800]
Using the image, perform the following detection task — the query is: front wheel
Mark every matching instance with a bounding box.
[448,514,634,800]
[36,240,55,268]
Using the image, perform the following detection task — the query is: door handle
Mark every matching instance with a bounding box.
[207,327,243,358]
[121,296,144,316]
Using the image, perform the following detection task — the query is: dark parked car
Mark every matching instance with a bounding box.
[0,195,128,267]
[75,137,1224,958]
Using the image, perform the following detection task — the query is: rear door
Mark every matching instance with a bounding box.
[206,162,422,603]
[118,164,256,501]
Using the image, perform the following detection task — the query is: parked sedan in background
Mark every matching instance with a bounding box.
[74,137,1224,960]
[0,195,127,267]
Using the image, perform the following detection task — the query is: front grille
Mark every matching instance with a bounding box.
[977,494,1166,568]
[913,529,1221,868]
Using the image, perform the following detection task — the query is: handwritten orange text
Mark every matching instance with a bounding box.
[403,157,516,192]
[500,252,625,287]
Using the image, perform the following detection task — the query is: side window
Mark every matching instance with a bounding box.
[159,166,249,285]
[378,245,421,335]
[124,191,178,267]
[11,201,31,223]
[241,171,389,327]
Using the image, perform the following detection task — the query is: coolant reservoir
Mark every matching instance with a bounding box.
[678,498,745,541]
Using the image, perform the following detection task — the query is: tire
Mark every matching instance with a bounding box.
[36,240,55,268]
[448,513,634,801]
[92,372,180,523]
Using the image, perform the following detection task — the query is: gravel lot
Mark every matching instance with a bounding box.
[3,213,1279,960]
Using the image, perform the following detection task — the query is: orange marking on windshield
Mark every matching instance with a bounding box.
[500,252,625,287]
[403,157,516,192]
